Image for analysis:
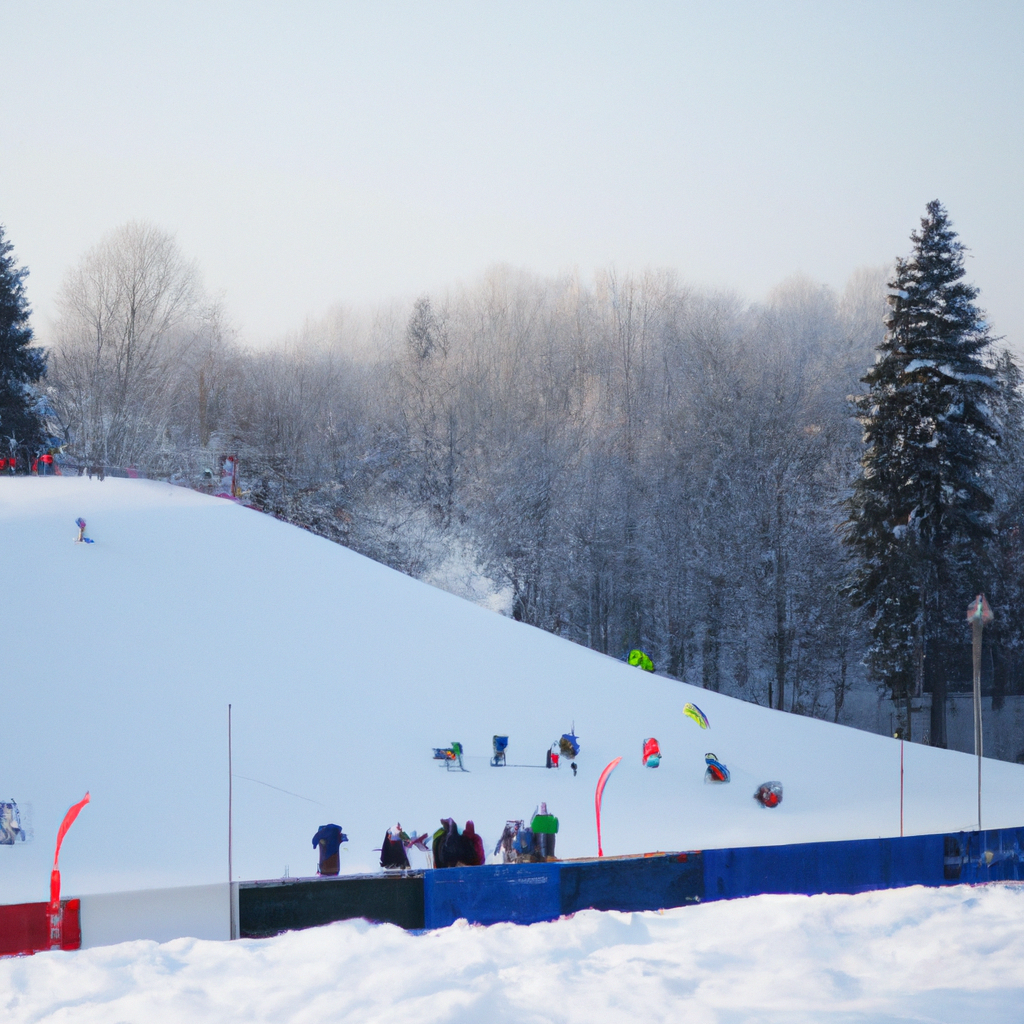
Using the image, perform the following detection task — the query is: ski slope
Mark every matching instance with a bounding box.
[2,477,1023,905]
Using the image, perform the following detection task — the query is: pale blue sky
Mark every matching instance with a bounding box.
[1,1,1021,347]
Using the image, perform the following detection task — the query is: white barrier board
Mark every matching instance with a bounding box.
[79,883,232,948]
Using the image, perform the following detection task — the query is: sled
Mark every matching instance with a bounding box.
[433,742,466,771]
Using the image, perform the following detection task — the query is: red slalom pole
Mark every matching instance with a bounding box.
[595,757,622,857]
[48,792,90,949]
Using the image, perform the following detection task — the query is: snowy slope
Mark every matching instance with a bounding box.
[2,477,1023,905]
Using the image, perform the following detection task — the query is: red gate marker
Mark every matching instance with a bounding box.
[595,758,622,857]
[48,792,90,949]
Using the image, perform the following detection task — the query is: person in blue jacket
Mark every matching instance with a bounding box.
[312,823,348,875]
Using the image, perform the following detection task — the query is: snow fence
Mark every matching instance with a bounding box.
[4,827,1022,952]
[239,826,1024,936]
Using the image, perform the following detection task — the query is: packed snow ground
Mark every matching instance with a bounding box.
[3,477,1024,906]
[4,884,1024,1023]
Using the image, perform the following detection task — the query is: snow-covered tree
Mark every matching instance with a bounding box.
[845,201,999,746]
[0,223,46,463]
[49,222,209,469]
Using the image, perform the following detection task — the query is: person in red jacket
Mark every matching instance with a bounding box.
[462,821,485,866]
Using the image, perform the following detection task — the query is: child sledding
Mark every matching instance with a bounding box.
[432,742,466,771]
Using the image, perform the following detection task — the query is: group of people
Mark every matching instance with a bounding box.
[428,819,486,868]
[311,805,560,876]
[373,820,488,870]
[493,804,560,865]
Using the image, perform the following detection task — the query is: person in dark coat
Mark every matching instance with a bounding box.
[432,818,460,868]
[380,825,411,869]
[440,818,465,868]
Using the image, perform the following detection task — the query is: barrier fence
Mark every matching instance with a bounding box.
[0,900,81,957]
[4,826,1023,952]
[239,825,1024,937]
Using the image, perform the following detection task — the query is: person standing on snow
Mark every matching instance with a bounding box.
[461,821,485,865]
[531,802,559,860]
[312,823,348,875]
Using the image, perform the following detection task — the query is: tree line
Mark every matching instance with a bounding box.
[3,210,1022,746]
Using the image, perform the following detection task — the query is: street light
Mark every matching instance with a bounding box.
[966,594,993,832]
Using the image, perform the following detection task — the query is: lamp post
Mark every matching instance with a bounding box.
[966,594,993,832]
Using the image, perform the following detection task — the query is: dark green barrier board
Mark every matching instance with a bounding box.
[239,874,424,938]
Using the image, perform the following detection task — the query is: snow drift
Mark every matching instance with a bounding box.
[4,885,1024,1023]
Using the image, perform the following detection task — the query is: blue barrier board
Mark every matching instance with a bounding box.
[945,828,1024,884]
[424,862,561,928]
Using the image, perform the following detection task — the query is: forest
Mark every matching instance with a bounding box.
[21,219,1024,740]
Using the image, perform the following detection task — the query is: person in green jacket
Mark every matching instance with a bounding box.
[628,649,654,672]
[531,802,558,860]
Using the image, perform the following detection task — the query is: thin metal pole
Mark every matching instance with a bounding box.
[900,738,904,838]
[972,619,983,833]
[228,703,235,940]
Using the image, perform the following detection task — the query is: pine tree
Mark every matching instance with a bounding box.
[0,224,46,463]
[845,200,999,746]
[985,349,1024,705]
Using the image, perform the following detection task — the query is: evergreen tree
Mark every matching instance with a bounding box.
[985,349,1024,706]
[845,200,999,746]
[0,224,46,463]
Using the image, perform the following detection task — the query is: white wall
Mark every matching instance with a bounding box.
[78,883,233,948]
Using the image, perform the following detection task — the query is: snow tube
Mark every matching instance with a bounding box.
[642,737,661,767]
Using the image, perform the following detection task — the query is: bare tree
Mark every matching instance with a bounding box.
[48,222,210,468]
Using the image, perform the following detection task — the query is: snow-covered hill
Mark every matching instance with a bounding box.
[3,477,1023,904]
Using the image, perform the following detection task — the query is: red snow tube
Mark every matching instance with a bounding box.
[642,737,661,766]
[754,782,783,808]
